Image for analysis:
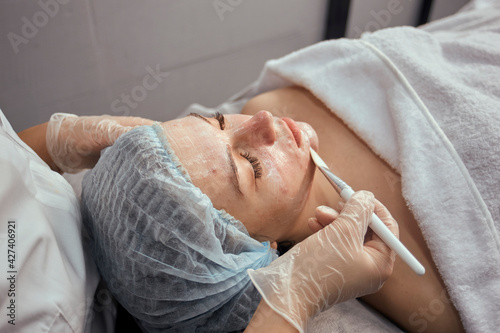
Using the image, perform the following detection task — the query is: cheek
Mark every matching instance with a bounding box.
[259,150,289,195]
[260,154,313,224]
[262,160,285,197]
[260,149,308,199]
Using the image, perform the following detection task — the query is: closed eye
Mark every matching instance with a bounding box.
[241,152,262,179]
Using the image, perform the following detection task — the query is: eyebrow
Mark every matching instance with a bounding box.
[188,113,243,197]
[188,112,212,125]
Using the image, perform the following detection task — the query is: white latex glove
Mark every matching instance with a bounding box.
[247,191,398,333]
[307,205,340,233]
[46,113,154,173]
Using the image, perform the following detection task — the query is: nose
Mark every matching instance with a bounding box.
[233,110,276,147]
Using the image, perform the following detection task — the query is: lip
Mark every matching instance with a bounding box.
[282,117,302,148]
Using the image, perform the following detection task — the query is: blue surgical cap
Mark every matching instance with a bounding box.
[81,124,277,332]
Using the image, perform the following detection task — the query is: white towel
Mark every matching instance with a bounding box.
[192,1,500,331]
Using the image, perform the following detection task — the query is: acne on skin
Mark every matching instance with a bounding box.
[160,111,319,244]
[241,115,312,222]
[241,117,317,239]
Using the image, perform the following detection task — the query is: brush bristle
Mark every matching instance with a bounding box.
[309,148,328,168]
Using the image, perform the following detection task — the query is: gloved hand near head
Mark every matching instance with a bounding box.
[307,205,340,233]
[247,191,398,333]
[46,113,154,173]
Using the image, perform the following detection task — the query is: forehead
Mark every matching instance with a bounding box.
[166,117,216,150]
[162,116,223,165]
[160,116,234,198]
[163,113,248,145]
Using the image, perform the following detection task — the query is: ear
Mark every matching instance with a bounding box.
[270,241,278,250]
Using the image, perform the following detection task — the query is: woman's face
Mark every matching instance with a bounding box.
[161,111,319,243]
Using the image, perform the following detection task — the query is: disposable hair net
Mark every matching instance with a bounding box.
[81,124,277,332]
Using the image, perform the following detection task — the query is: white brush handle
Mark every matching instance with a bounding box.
[340,187,425,276]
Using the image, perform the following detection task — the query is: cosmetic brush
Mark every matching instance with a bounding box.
[310,148,425,276]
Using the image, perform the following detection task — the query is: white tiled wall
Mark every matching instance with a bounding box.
[0,0,327,131]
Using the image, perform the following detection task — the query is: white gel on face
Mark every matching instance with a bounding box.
[161,111,318,243]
